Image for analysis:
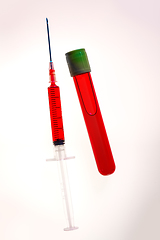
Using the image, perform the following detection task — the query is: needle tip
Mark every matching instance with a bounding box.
[46,18,48,23]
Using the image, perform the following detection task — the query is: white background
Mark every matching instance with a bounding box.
[0,0,160,239]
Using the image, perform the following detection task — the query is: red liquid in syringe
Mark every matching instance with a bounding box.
[48,68,65,145]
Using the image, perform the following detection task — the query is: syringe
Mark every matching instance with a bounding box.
[46,18,78,231]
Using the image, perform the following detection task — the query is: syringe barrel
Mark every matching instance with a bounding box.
[48,85,65,145]
[65,49,115,175]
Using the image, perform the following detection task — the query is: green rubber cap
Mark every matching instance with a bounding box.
[65,48,91,77]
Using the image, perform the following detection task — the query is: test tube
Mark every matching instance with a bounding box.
[65,49,116,176]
